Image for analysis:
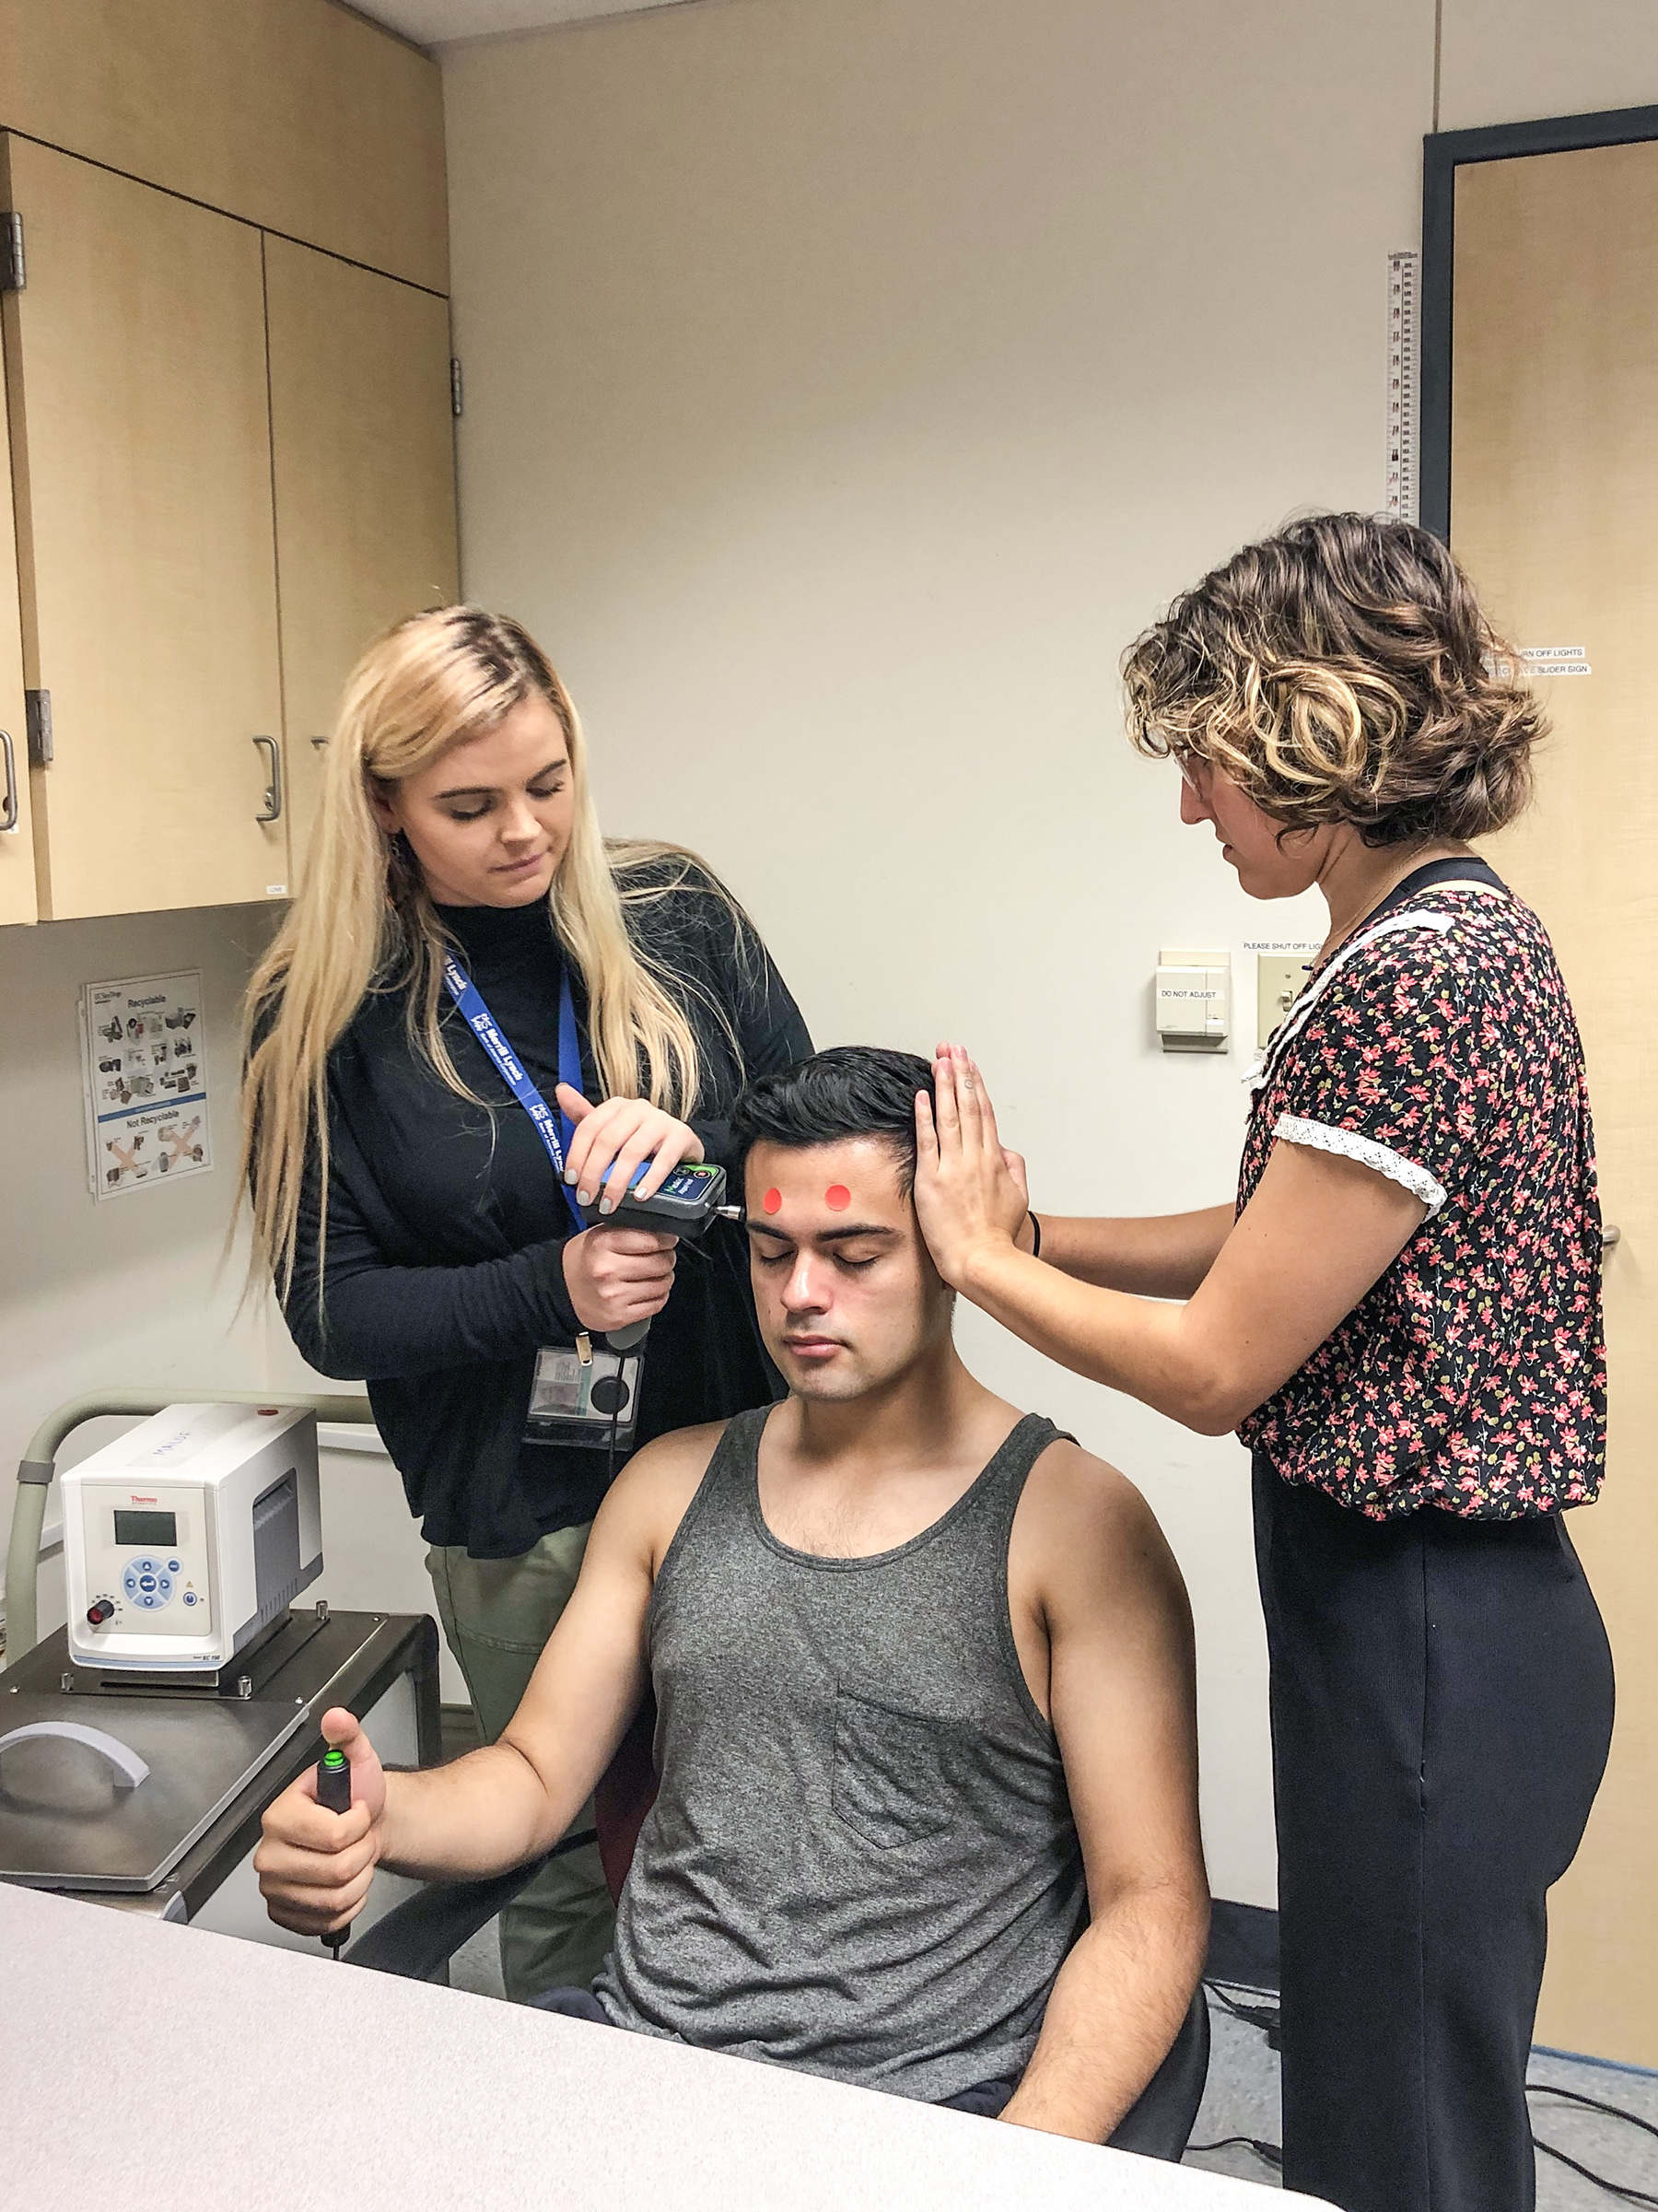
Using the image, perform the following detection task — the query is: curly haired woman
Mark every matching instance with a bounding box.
[910,514,1613,2212]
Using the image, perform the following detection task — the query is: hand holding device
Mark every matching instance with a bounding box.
[562,1223,680,1336]
[555,1085,703,1214]
[253,1707,385,1940]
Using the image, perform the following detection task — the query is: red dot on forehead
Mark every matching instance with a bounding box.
[824,1185,852,1211]
[762,1188,783,1215]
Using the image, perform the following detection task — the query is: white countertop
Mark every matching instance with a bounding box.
[1,1882,1327,2211]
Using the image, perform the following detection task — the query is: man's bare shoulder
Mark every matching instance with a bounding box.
[1013,1434,1188,1613]
[598,1418,732,1573]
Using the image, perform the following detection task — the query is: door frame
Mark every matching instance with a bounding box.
[1420,101,1658,542]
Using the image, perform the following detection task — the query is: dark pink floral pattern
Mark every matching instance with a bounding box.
[1238,886,1605,1521]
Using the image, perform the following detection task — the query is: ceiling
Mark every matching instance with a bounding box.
[351,0,698,48]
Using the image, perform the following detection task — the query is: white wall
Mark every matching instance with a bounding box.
[0,903,464,1695]
[441,0,1658,1910]
[442,0,1431,1908]
[0,906,276,1649]
[11,0,1658,1897]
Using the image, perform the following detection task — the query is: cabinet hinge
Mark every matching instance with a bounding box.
[2,212,23,294]
[450,357,463,417]
[25,689,51,767]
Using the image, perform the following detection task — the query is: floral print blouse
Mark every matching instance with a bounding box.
[1238,877,1605,1521]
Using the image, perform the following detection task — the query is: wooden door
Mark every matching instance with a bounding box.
[1452,136,1658,2064]
[263,236,459,878]
[0,136,287,919]
[0,334,38,926]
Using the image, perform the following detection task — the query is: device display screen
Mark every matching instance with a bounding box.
[114,1508,177,1547]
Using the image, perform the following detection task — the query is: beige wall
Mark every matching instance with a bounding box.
[0,907,275,1648]
[442,0,1430,1910]
[0,903,463,1695]
[7,0,1658,1928]
[442,0,1658,1919]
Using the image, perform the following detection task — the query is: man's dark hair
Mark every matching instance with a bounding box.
[730,1047,935,1196]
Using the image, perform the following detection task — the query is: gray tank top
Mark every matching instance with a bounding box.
[594,1405,1087,2104]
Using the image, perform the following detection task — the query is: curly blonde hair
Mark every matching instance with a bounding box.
[1121,513,1543,847]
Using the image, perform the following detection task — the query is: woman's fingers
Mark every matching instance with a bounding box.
[915,1089,940,1165]
[561,1094,642,1198]
[630,1120,702,1204]
[930,1052,963,1141]
[965,1059,1001,1152]
[556,1094,701,1210]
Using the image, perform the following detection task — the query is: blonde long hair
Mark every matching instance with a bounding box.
[240,606,729,1304]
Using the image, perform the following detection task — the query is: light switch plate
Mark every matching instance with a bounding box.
[1256,954,1314,1048]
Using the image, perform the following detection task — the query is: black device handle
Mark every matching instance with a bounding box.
[316,1745,355,1959]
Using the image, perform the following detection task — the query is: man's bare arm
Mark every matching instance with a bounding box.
[999,1445,1208,2144]
[254,1426,718,1936]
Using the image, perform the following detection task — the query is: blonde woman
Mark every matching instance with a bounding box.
[911,515,1612,2212]
[241,606,810,2002]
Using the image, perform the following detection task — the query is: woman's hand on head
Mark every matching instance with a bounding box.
[562,1223,679,1335]
[913,1046,1033,1289]
[555,1085,704,1214]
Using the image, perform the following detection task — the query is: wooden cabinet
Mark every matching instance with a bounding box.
[0,336,36,927]
[0,133,461,923]
[264,239,459,874]
[0,0,447,294]
[2,137,288,920]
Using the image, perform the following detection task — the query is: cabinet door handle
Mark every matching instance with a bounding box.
[0,728,17,833]
[252,735,283,824]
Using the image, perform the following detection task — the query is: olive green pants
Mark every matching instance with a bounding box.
[425,1522,614,2004]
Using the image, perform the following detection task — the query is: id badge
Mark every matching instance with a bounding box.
[524,1340,644,1451]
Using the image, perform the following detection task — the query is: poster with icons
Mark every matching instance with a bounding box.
[79,970,212,1200]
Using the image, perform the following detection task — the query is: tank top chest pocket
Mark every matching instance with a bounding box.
[831,1681,974,1851]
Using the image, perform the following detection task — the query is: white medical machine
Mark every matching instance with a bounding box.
[63,1403,321,1676]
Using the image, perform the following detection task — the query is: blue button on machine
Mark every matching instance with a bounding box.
[138,1574,157,1592]
[167,1558,181,1574]
[183,1591,198,1607]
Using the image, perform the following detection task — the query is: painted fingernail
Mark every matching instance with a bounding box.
[578,1189,594,1206]
[564,1168,576,1183]
[598,1198,614,1215]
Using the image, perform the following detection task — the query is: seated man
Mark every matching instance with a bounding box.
[257,1047,1208,2143]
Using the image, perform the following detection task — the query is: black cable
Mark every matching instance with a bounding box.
[1197,1984,1658,2206]
[1530,2136,1658,2208]
[1204,1977,1282,2050]
[1525,2081,1658,2208]
[1528,2082,1658,2146]
[1187,2136,1283,2170]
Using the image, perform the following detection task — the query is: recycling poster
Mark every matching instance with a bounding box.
[79,971,212,1200]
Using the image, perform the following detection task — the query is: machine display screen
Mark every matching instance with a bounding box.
[114,1508,177,1547]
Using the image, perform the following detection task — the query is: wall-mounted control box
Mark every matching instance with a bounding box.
[1155,948,1231,1052]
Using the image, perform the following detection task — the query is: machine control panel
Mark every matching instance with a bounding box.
[77,1485,212,1639]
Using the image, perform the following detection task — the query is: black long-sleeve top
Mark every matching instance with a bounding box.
[282,865,812,1556]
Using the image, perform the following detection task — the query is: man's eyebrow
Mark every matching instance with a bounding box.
[434,755,568,801]
[745,1221,898,1244]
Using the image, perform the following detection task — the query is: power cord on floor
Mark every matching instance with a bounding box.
[1188,1979,1658,2206]
[1528,2085,1658,2209]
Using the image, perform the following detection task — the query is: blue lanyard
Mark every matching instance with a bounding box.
[441,951,587,1236]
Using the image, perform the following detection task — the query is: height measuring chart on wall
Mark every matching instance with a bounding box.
[1386,250,1419,522]
[78,971,212,1200]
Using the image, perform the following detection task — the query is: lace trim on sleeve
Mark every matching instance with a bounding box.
[1274,1115,1447,1216]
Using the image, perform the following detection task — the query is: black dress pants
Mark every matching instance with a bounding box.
[1254,1459,1614,2212]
